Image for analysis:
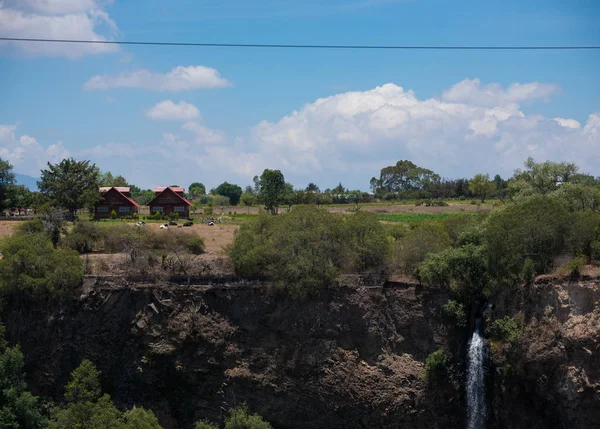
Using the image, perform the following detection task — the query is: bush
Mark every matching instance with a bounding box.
[184,236,205,255]
[229,206,389,297]
[110,209,117,219]
[423,349,449,385]
[443,299,467,328]
[16,220,44,235]
[393,222,451,275]
[169,212,180,221]
[225,404,272,429]
[196,421,218,429]
[488,316,520,344]
[63,221,107,253]
[522,258,535,284]
[0,234,83,301]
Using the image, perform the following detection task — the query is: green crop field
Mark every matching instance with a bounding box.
[376,212,476,224]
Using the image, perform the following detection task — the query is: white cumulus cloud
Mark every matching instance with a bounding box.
[0,124,70,175]
[84,66,232,91]
[182,121,226,144]
[442,78,560,106]
[0,0,119,58]
[146,100,200,121]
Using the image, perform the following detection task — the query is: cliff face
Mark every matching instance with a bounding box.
[3,278,461,429]
[3,276,599,429]
[488,276,600,429]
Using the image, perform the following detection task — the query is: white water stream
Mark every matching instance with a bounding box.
[466,322,486,429]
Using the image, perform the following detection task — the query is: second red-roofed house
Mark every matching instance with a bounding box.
[95,187,139,219]
[147,187,192,219]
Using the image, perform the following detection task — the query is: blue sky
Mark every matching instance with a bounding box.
[0,0,599,191]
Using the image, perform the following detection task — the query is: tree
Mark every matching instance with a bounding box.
[509,157,580,196]
[331,182,346,194]
[468,173,496,202]
[65,360,102,403]
[0,158,15,212]
[347,190,362,211]
[374,160,440,196]
[305,182,319,192]
[99,171,128,187]
[0,234,83,301]
[241,193,258,207]
[0,326,46,429]
[38,158,100,213]
[188,182,206,199]
[225,404,272,429]
[215,182,243,206]
[258,169,286,214]
[196,421,218,429]
[123,407,162,429]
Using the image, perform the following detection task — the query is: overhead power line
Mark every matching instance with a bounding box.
[1,37,599,50]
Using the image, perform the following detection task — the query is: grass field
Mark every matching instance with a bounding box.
[376,212,476,224]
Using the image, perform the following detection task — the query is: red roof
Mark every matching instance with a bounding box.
[100,187,130,193]
[148,187,192,206]
[99,187,139,207]
[153,187,185,193]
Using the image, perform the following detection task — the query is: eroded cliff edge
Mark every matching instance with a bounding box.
[3,275,599,428]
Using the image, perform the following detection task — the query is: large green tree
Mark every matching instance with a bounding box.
[372,160,440,196]
[0,158,15,212]
[99,171,129,187]
[38,158,100,213]
[258,169,286,214]
[469,173,496,202]
[215,182,243,206]
[188,182,206,199]
[509,157,580,196]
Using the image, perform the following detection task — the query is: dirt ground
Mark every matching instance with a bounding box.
[0,221,18,238]
[144,223,238,254]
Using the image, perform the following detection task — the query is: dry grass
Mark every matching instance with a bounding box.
[144,223,237,254]
[0,221,19,238]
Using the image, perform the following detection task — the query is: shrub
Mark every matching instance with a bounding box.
[184,236,205,255]
[196,421,218,429]
[63,221,107,253]
[110,209,117,219]
[169,212,180,221]
[522,258,535,284]
[443,299,467,328]
[343,211,389,272]
[423,349,449,385]
[225,404,272,429]
[393,222,451,275]
[0,234,83,301]
[488,316,520,344]
[16,220,44,235]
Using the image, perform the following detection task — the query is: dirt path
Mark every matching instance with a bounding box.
[0,221,19,238]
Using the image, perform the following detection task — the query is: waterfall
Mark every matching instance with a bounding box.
[466,320,486,429]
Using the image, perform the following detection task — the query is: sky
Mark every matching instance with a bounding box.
[0,0,599,191]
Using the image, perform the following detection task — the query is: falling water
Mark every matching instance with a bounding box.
[466,319,486,429]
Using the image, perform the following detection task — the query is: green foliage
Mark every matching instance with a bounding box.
[229,206,389,297]
[393,222,451,275]
[184,236,205,255]
[509,157,580,197]
[195,420,218,429]
[63,221,107,253]
[188,182,206,199]
[0,335,46,429]
[224,404,272,429]
[566,210,600,262]
[469,173,496,202]
[16,220,44,235]
[38,158,101,213]
[374,160,440,196]
[65,360,102,403]
[241,193,258,207]
[258,169,286,214]
[123,407,162,429]
[443,299,467,328]
[0,234,83,301]
[488,316,520,344]
[484,195,571,279]
[522,258,535,284]
[49,394,125,429]
[110,209,117,219]
[418,244,488,302]
[215,182,243,206]
[0,158,15,212]
[99,171,129,187]
[423,349,449,385]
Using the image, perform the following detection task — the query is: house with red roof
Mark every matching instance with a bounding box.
[95,187,140,219]
[147,187,192,219]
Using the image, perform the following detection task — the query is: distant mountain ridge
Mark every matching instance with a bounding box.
[14,173,39,191]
